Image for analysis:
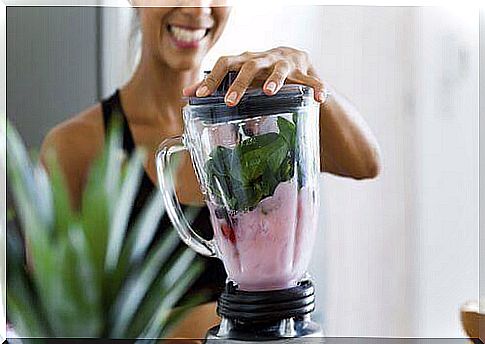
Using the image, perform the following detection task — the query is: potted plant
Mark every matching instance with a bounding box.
[4,119,206,341]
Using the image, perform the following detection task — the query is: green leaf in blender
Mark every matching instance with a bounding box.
[238,132,282,182]
[205,116,298,212]
[277,116,296,147]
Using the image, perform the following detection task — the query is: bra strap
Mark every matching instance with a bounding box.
[101,89,136,154]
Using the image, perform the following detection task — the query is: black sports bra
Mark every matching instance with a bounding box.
[101,90,226,303]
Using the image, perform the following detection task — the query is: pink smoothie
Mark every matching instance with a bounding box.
[207,179,317,291]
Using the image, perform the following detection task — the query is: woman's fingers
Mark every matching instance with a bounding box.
[190,49,325,106]
[291,70,327,103]
[263,60,291,95]
[182,80,202,97]
[224,59,269,106]
[196,55,240,97]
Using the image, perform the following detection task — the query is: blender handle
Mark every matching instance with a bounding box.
[156,136,217,258]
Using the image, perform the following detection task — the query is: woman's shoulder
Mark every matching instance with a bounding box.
[41,103,105,163]
[40,103,106,207]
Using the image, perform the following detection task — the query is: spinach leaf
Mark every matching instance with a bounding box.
[277,116,296,147]
[205,116,299,212]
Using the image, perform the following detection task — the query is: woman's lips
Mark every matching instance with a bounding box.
[167,24,209,49]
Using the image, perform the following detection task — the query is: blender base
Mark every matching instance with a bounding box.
[205,280,324,342]
[205,316,323,343]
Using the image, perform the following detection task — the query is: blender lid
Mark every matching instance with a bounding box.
[185,71,315,123]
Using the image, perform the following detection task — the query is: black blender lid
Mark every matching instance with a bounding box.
[185,71,314,123]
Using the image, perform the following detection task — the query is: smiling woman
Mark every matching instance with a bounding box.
[39,2,380,340]
[135,4,229,70]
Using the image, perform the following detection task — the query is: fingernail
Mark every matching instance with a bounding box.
[266,81,277,94]
[226,91,238,104]
[317,91,325,103]
[196,85,209,97]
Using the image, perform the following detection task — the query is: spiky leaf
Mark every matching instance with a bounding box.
[6,119,206,339]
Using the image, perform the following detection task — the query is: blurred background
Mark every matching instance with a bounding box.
[6,4,480,338]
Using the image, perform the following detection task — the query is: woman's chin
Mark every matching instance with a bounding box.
[159,47,204,71]
[166,57,203,71]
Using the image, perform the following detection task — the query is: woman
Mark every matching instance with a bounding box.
[40,3,381,339]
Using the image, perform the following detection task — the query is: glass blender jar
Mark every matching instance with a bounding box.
[156,72,322,341]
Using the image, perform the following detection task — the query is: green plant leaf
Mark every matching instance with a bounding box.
[110,192,166,296]
[111,208,200,338]
[81,153,110,294]
[104,116,123,211]
[139,257,205,339]
[126,248,203,338]
[105,149,144,272]
[7,292,46,338]
[6,125,64,332]
[7,229,50,337]
[5,123,39,205]
[6,118,206,339]
[127,193,166,265]
[42,155,74,240]
[109,229,179,337]
[55,225,102,336]
[32,165,54,231]
[7,123,94,336]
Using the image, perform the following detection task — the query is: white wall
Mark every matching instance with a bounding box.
[411,7,479,337]
[101,5,479,338]
[480,8,485,314]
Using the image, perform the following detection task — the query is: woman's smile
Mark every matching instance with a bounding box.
[167,24,211,49]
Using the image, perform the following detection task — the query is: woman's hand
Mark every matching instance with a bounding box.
[183,46,328,106]
[183,46,381,180]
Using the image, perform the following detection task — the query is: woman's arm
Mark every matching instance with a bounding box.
[166,302,220,340]
[319,83,381,179]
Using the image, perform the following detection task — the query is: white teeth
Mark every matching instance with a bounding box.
[170,25,206,43]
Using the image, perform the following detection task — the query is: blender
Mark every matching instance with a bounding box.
[156,72,323,342]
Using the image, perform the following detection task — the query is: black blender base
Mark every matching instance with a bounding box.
[205,317,324,343]
[205,280,323,342]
